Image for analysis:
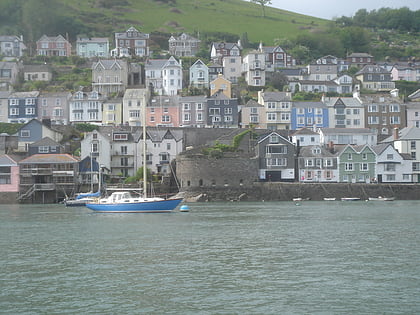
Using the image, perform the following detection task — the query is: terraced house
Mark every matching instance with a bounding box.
[337,144,376,183]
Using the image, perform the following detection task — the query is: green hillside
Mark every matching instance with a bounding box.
[0,0,329,46]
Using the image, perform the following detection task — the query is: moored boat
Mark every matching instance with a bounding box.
[64,191,101,207]
[341,197,361,201]
[323,197,336,201]
[368,196,395,201]
[85,191,182,213]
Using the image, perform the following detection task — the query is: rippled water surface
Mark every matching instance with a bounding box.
[0,200,419,314]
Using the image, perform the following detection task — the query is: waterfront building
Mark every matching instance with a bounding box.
[381,127,420,183]
[297,145,339,182]
[0,154,19,194]
[336,144,376,183]
[256,131,296,182]
[371,143,413,183]
[242,49,266,87]
[18,153,79,203]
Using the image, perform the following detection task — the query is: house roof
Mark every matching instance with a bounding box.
[212,42,240,50]
[347,53,373,58]
[93,59,126,70]
[408,89,420,100]
[370,143,391,155]
[319,128,375,135]
[257,131,293,144]
[19,154,78,164]
[179,95,207,102]
[293,101,326,109]
[322,96,363,107]
[356,65,390,75]
[0,61,18,70]
[261,91,292,101]
[9,91,40,98]
[243,99,263,107]
[23,64,52,72]
[298,145,336,157]
[0,154,18,166]
[382,127,420,142]
[291,127,318,136]
[30,137,61,147]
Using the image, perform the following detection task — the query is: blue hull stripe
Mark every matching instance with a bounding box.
[85,198,183,213]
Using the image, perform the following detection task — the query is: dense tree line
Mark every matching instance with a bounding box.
[335,7,420,32]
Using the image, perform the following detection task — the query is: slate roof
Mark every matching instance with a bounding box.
[319,128,375,135]
[381,127,420,142]
[408,89,420,100]
[0,154,18,166]
[19,154,78,164]
[293,101,327,108]
[298,145,336,157]
[322,97,363,107]
[291,127,318,136]
[243,99,263,107]
[261,91,291,101]
[30,137,61,147]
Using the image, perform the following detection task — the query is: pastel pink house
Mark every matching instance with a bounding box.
[0,155,19,192]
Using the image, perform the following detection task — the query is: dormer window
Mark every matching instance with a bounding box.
[313,147,321,155]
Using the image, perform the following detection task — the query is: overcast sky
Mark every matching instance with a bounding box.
[269,0,420,20]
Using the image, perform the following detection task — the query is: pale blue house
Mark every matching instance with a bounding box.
[76,36,110,58]
[189,59,209,89]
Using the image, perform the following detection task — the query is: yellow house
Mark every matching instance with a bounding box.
[210,74,232,98]
[102,98,123,125]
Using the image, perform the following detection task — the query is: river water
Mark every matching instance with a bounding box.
[0,200,419,314]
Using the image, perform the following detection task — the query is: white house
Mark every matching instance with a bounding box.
[145,56,182,96]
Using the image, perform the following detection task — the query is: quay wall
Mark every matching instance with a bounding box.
[180,182,420,202]
[0,192,19,204]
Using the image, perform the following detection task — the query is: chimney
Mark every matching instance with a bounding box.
[393,127,399,140]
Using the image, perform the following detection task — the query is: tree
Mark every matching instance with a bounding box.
[250,0,272,18]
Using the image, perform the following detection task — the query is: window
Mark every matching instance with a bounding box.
[183,113,191,121]
[183,103,190,110]
[305,159,314,167]
[267,113,276,121]
[324,159,333,167]
[224,108,232,114]
[387,154,394,160]
[385,164,395,171]
[25,108,35,115]
[347,153,352,160]
[39,146,49,153]
[267,102,276,109]
[269,135,280,143]
[360,163,368,171]
[345,163,353,171]
[113,133,128,141]
[386,174,395,181]
[162,115,170,122]
[368,105,377,112]
[362,153,367,160]
[121,146,127,155]
[196,103,203,110]
[266,158,287,166]
[411,141,416,149]
[21,130,30,137]
[266,145,287,154]
[129,110,140,118]
[10,108,19,116]
[120,157,128,166]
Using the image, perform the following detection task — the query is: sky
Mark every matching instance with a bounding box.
[269,0,420,20]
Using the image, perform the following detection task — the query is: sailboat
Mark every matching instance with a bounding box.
[85,96,183,213]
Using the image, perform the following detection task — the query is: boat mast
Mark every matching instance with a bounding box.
[143,92,147,198]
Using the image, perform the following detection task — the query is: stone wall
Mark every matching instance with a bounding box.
[0,192,18,204]
[180,182,420,202]
[177,152,259,189]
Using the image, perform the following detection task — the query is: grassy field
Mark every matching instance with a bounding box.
[60,0,329,45]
